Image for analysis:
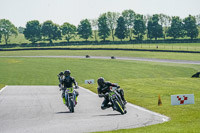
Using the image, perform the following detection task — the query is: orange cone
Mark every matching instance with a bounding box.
[158,94,162,106]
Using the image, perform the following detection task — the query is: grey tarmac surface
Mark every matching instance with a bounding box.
[0,86,169,133]
[0,55,200,64]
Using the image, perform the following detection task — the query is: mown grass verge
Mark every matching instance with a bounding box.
[1,50,200,61]
[0,57,199,132]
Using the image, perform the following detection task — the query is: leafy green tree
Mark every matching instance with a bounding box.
[133,14,146,40]
[98,13,110,41]
[91,19,98,41]
[147,14,163,40]
[183,15,199,39]
[115,16,127,41]
[159,14,172,39]
[106,11,120,41]
[0,19,18,45]
[0,32,2,43]
[122,9,135,40]
[61,22,76,42]
[24,20,42,43]
[167,16,185,39]
[41,20,61,43]
[77,19,92,41]
[195,14,200,26]
[18,26,25,34]
[143,14,152,26]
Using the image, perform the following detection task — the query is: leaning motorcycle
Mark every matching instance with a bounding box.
[108,87,127,115]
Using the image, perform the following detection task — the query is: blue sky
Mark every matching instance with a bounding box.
[0,0,199,27]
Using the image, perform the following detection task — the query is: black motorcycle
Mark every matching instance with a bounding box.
[108,87,127,115]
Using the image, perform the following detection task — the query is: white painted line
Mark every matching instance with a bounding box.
[127,103,170,122]
[80,86,170,122]
[0,85,8,94]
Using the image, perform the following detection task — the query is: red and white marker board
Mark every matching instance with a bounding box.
[171,94,194,105]
[85,79,94,84]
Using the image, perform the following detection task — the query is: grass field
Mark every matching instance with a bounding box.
[0,51,200,133]
[0,50,200,61]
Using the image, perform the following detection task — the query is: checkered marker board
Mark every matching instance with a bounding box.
[85,79,94,84]
[171,94,195,105]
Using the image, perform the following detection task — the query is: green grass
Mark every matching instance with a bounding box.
[0,50,200,61]
[0,84,5,90]
[0,56,200,132]
[1,33,200,52]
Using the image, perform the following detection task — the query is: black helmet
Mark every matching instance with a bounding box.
[64,70,71,76]
[59,72,64,76]
[97,77,105,87]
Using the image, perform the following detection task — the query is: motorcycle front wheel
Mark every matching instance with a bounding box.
[113,100,125,115]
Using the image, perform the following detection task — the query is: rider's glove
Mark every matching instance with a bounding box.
[117,86,120,88]
[75,86,79,89]
[105,92,109,97]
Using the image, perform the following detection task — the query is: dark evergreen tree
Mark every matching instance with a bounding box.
[115,16,127,41]
[147,14,163,40]
[133,14,146,40]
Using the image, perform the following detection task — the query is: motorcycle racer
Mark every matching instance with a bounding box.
[58,70,79,105]
[97,77,127,110]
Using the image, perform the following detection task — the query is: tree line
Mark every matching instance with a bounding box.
[0,9,200,44]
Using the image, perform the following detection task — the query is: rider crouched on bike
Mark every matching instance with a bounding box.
[97,77,127,110]
[59,70,79,105]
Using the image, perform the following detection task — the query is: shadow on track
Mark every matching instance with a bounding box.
[56,111,72,114]
[94,113,122,117]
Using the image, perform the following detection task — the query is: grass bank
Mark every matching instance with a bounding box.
[0,50,200,61]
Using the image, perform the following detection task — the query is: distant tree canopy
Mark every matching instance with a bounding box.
[90,19,98,41]
[183,15,199,39]
[0,19,18,45]
[106,11,120,41]
[115,16,127,41]
[77,19,92,41]
[133,14,146,40]
[167,16,185,39]
[41,20,61,43]
[0,11,200,45]
[24,20,42,43]
[18,26,25,34]
[147,14,163,40]
[98,13,110,41]
[0,33,2,43]
[122,9,136,41]
[61,22,77,42]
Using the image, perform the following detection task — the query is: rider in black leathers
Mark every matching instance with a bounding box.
[97,77,127,110]
[58,70,79,105]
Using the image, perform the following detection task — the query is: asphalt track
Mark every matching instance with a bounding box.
[0,55,200,64]
[0,86,169,133]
